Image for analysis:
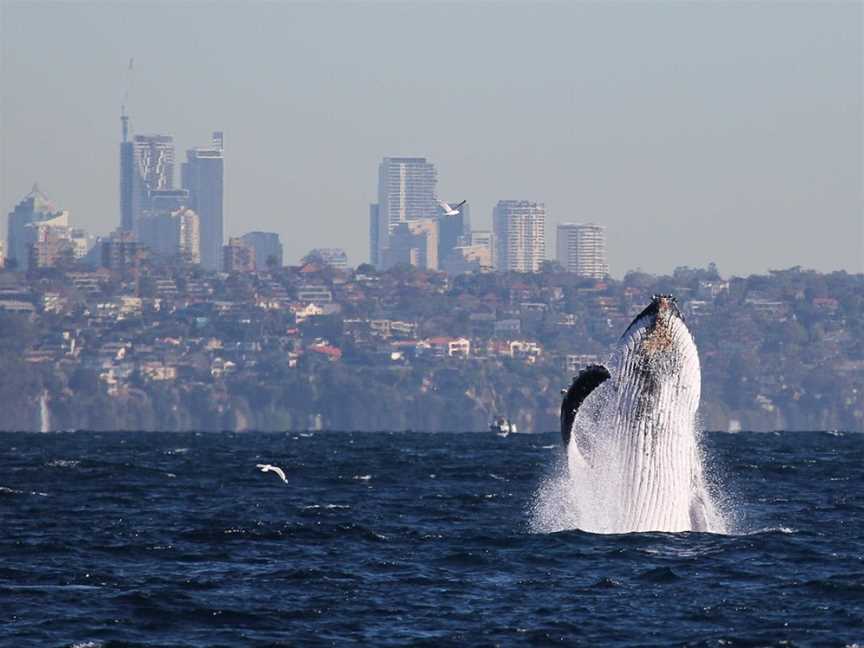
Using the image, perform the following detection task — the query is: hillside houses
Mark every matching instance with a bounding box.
[0,261,860,432]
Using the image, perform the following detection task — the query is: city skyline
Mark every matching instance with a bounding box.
[1,2,861,277]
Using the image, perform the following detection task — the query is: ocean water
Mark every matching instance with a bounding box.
[1,430,862,647]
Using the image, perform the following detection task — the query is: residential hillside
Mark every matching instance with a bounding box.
[0,262,860,432]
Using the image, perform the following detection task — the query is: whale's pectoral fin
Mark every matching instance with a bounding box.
[560,364,611,445]
[689,495,709,532]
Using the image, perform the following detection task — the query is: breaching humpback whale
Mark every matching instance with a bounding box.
[560,294,716,533]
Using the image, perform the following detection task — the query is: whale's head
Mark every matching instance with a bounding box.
[561,294,700,443]
[623,294,683,340]
[620,294,690,357]
[613,294,701,417]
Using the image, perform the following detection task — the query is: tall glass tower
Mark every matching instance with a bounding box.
[119,111,137,232]
[134,135,175,195]
[182,132,224,271]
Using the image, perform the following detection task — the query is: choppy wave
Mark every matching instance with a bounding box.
[46,459,81,468]
[0,430,861,645]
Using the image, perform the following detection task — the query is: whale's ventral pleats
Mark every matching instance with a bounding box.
[538,294,728,534]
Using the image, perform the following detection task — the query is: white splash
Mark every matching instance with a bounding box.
[39,390,51,433]
[46,459,80,468]
[531,304,729,535]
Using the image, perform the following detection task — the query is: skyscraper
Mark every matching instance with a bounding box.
[441,243,492,276]
[369,203,380,267]
[381,219,439,270]
[101,229,143,276]
[182,132,224,271]
[556,223,609,278]
[223,237,255,273]
[467,229,495,272]
[492,200,546,273]
[137,208,201,265]
[134,134,175,195]
[119,110,137,232]
[375,157,437,268]
[117,133,177,235]
[69,228,96,260]
[437,200,471,268]
[26,223,76,270]
[7,184,70,271]
[241,231,283,270]
[148,189,190,214]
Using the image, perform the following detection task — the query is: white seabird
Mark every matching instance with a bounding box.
[437,199,466,217]
[257,463,288,484]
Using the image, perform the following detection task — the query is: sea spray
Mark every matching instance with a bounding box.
[38,390,50,433]
[529,418,729,534]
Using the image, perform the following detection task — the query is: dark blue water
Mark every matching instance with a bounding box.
[1,431,862,647]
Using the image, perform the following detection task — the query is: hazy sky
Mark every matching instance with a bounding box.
[1,1,861,277]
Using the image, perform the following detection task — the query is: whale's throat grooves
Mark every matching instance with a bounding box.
[534,297,727,535]
[607,314,702,532]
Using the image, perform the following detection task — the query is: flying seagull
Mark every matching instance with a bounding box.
[437,199,466,217]
[257,463,288,484]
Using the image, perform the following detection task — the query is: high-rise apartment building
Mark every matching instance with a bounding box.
[458,229,495,273]
[7,185,70,271]
[223,237,255,273]
[437,200,471,269]
[69,229,96,260]
[556,223,608,278]
[306,248,349,270]
[182,132,224,271]
[441,244,492,275]
[375,157,437,268]
[102,229,144,276]
[137,208,201,265]
[175,210,201,265]
[134,134,175,195]
[117,133,176,234]
[119,112,137,232]
[382,219,439,270]
[148,189,189,214]
[241,231,283,270]
[492,200,546,273]
[26,224,76,270]
[470,230,493,251]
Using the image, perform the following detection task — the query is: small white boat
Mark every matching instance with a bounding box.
[490,416,517,436]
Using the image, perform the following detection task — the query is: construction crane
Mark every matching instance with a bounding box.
[121,57,134,142]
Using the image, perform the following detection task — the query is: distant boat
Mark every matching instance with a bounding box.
[490,416,517,436]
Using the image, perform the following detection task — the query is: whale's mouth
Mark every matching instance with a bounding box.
[654,293,677,316]
[645,293,684,324]
[622,293,684,340]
